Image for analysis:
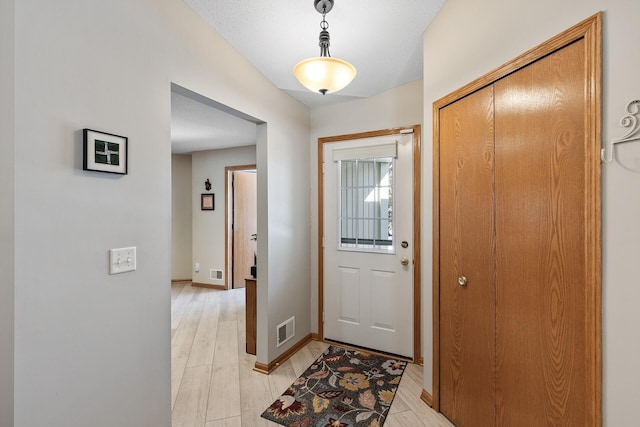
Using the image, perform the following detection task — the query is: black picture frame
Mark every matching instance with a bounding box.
[83,128,128,174]
[201,193,215,211]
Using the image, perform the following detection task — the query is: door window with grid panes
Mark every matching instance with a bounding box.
[338,158,394,252]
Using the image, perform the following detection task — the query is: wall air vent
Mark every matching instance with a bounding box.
[210,269,224,284]
[276,316,295,347]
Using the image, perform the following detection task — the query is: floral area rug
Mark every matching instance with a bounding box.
[261,345,407,427]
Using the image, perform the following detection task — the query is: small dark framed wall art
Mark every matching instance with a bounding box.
[83,128,128,174]
[201,193,215,211]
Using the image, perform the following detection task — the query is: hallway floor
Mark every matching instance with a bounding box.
[170,282,453,426]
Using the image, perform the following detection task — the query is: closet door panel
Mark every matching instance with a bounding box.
[494,40,588,426]
[439,86,496,426]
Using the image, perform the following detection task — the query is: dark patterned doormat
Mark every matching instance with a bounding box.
[261,345,407,427]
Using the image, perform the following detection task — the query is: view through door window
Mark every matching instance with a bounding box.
[338,158,394,252]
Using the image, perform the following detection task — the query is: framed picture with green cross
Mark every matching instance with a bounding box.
[83,128,128,175]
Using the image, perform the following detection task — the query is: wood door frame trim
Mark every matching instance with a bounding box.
[431,13,601,423]
[225,164,257,291]
[317,125,422,362]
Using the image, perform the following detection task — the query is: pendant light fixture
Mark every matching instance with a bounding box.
[293,0,356,95]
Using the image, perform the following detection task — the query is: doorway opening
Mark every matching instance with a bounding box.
[169,82,266,416]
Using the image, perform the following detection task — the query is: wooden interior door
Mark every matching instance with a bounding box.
[232,171,257,289]
[494,39,591,426]
[438,85,496,426]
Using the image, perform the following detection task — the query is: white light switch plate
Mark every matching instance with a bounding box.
[110,247,136,274]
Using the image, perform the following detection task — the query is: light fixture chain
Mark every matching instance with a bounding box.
[320,11,329,30]
[318,11,331,57]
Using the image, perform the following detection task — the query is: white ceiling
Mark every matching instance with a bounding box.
[171,0,446,153]
[171,89,257,154]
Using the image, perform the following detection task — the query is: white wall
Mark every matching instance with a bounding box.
[10,0,310,425]
[422,0,640,425]
[309,80,424,333]
[262,120,313,362]
[191,146,256,286]
[0,0,15,425]
[171,154,193,281]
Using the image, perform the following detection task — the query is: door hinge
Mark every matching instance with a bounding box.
[322,162,325,174]
[322,237,325,248]
[322,311,325,322]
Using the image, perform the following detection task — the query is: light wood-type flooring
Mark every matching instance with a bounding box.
[171,282,454,427]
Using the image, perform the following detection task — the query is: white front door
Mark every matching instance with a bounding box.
[322,133,414,358]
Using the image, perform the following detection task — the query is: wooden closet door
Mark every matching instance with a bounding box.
[494,39,589,426]
[439,85,496,426]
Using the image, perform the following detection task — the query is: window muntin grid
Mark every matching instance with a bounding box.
[338,158,394,252]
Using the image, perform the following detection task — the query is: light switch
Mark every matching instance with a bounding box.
[110,247,137,274]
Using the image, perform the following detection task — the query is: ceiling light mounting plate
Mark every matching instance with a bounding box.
[314,0,334,14]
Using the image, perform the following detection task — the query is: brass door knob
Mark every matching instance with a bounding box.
[401,257,410,266]
[458,276,468,286]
